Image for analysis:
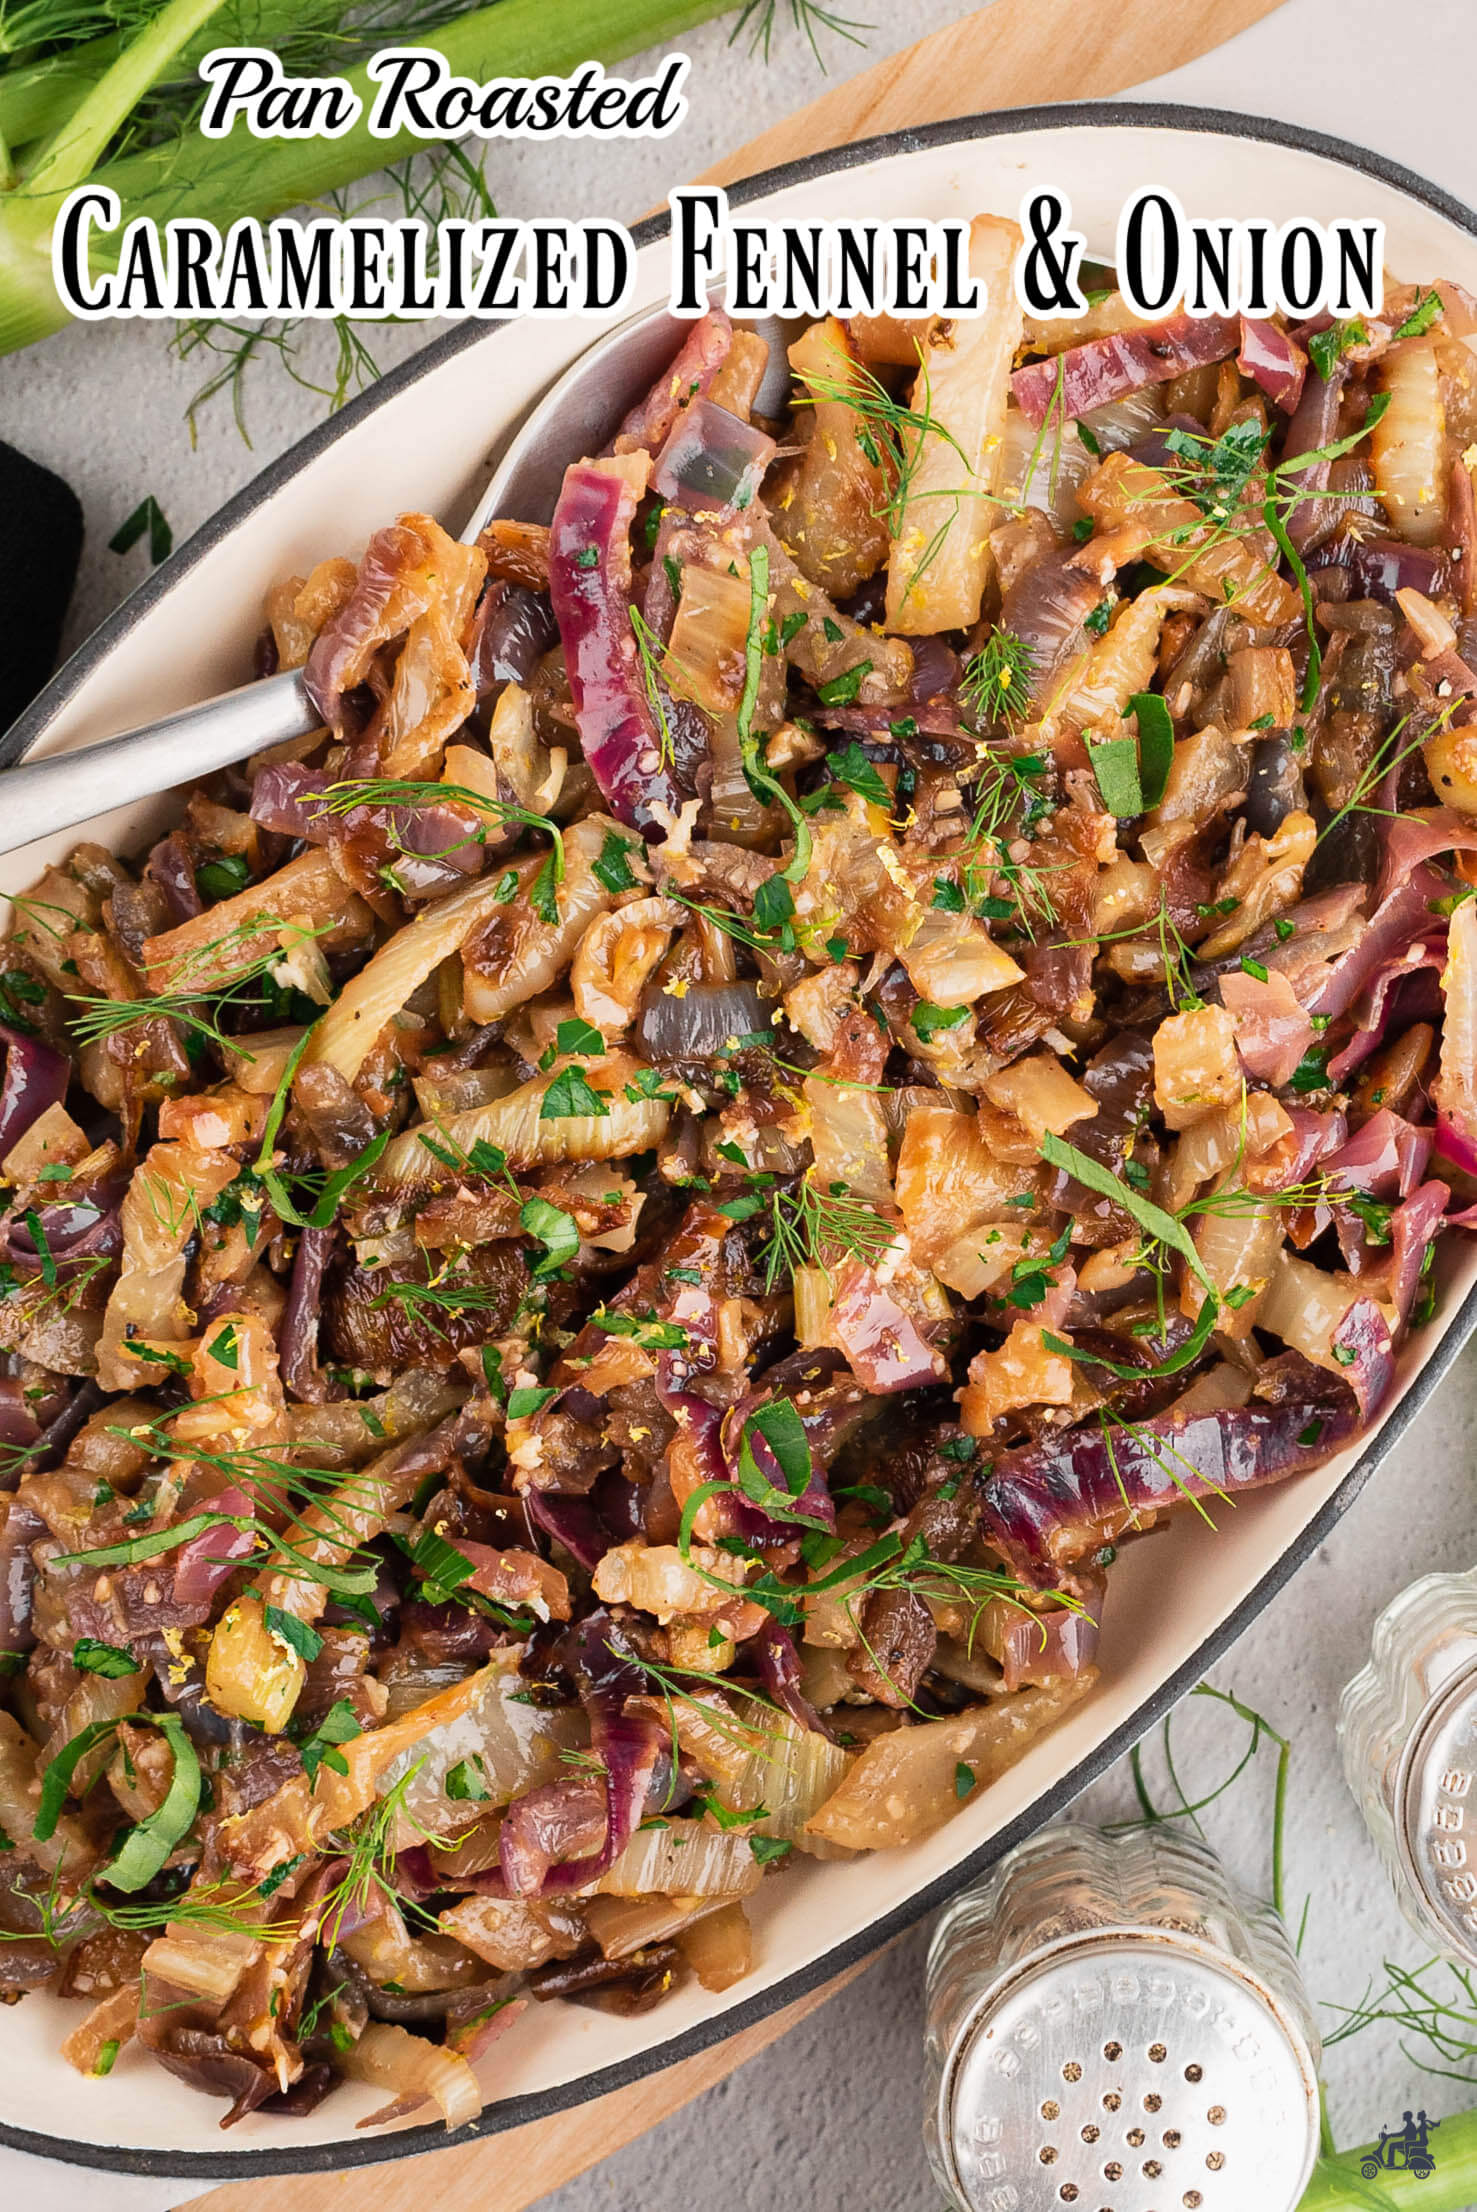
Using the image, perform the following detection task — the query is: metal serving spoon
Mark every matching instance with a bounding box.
[0,304,791,860]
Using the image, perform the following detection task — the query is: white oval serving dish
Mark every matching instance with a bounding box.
[3,100,1476,2181]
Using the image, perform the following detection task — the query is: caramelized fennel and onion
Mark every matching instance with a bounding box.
[0,224,1473,2128]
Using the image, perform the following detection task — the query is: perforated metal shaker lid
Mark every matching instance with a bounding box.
[937,1927,1321,2212]
[1397,1660,1477,1965]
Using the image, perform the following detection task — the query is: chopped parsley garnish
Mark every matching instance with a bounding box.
[264,1607,323,1664]
[826,741,892,808]
[297,1699,363,1784]
[1393,288,1444,341]
[593,834,640,895]
[591,1307,689,1350]
[109,494,172,564]
[540,1066,609,1121]
[815,661,871,708]
[72,1639,139,1679]
[911,1001,970,1044]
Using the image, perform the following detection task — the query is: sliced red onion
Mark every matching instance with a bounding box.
[528,1726,663,1896]
[1325,939,1446,1084]
[1378,808,1477,904]
[1329,1297,1397,1421]
[1280,357,1347,553]
[907,635,962,707]
[499,1775,608,1897]
[646,1204,730,1387]
[497,1610,663,1897]
[523,1488,609,1573]
[1237,317,1306,412]
[665,1388,827,1551]
[1334,541,1452,608]
[612,309,732,456]
[720,1392,836,1532]
[172,1485,257,1608]
[1438,1114,1477,1180]
[999,552,1104,714]
[1302,869,1447,1024]
[250,762,334,840]
[979,1357,1361,1584]
[1325,1110,1433,1200]
[592,1469,645,1545]
[548,462,688,836]
[0,1385,35,1453]
[829,1260,945,1393]
[998,1586,1103,1693]
[0,1028,69,1166]
[254,765,486,899]
[455,1994,528,2064]
[385,804,485,879]
[635,979,771,1064]
[1219,967,1313,1086]
[652,397,776,517]
[304,521,416,734]
[468,579,558,699]
[1010,314,1239,427]
[146,831,203,924]
[1248,900,1368,1011]
[280,1224,344,1404]
[1247,1107,1350,1193]
[6,1169,126,1268]
[747,1615,833,1739]
[1383,1179,1450,1320]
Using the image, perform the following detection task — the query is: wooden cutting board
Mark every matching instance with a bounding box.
[181,0,1290,2203]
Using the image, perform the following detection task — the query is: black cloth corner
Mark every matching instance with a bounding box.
[0,440,83,739]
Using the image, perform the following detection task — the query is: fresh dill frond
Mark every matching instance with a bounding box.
[756,1171,896,1290]
[152,26,497,437]
[951,746,1061,939]
[791,344,963,540]
[368,1272,512,1338]
[316,777,565,885]
[730,0,869,71]
[960,628,1038,733]
[1160,418,1272,523]
[1110,1682,1293,1923]
[633,1648,789,1743]
[67,915,326,1053]
[0,0,156,59]
[629,604,678,769]
[1316,695,1457,848]
[321,1764,440,1939]
[1322,1954,1477,2087]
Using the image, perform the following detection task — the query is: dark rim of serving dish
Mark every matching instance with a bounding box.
[3,100,1475,2179]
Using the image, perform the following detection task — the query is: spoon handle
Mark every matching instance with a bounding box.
[0,668,314,860]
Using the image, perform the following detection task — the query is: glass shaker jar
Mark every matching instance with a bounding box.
[1338,1564,1477,1964]
[924,1822,1322,2212]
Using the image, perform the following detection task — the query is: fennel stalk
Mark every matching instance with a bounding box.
[1302,2110,1477,2210]
[0,0,731,357]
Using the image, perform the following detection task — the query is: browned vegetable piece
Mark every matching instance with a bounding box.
[804,1677,1097,1850]
[772,316,892,597]
[1076,451,1301,624]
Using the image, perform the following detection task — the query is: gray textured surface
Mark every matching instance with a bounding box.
[2,0,1477,2205]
